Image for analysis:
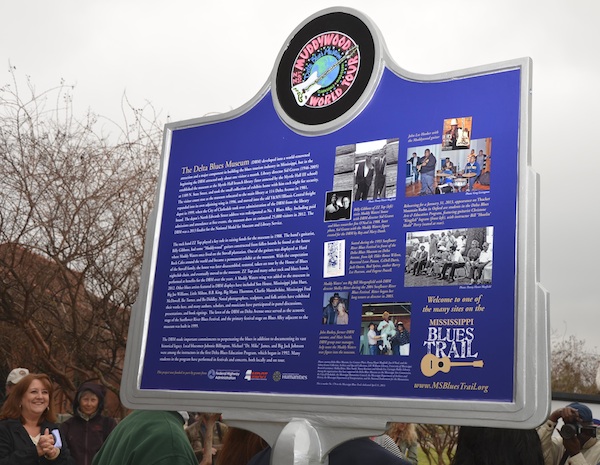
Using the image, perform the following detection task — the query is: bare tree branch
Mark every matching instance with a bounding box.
[0,69,161,416]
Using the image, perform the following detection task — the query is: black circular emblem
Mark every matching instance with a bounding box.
[274,10,377,129]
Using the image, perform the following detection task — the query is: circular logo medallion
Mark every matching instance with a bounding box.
[274,10,377,130]
[291,32,360,109]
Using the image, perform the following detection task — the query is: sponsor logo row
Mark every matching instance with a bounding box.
[207,369,308,382]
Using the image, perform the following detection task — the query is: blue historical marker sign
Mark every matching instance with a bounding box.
[122,7,549,429]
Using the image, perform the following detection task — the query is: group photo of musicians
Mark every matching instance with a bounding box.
[404,227,494,288]
[359,302,411,356]
[405,137,492,198]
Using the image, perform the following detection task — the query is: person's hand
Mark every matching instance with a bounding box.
[562,407,581,424]
[37,428,55,457]
[563,435,582,457]
[550,407,580,423]
[39,428,60,459]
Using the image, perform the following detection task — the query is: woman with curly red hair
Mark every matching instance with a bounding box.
[0,373,73,464]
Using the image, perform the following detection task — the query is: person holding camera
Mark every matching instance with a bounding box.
[537,402,600,465]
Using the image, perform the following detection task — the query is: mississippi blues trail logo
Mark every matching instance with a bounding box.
[420,320,484,377]
[290,32,360,108]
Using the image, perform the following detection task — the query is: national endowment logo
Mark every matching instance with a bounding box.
[290,31,360,109]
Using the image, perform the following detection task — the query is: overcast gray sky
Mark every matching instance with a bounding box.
[2,0,598,347]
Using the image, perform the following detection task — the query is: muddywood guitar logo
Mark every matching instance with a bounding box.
[274,10,376,127]
[291,32,360,109]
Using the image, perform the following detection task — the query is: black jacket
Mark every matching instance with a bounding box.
[60,414,115,465]
[59,382,116,465]
[0,418,74,465]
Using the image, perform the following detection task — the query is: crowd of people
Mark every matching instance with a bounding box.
[405,231,493,285]
[0,368,116,465]
[1,367,598,465]
[0,366,413,465]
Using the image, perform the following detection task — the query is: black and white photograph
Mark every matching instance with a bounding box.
[323,190,353,222]
[404,227,493,287]
[333,138,399,201]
